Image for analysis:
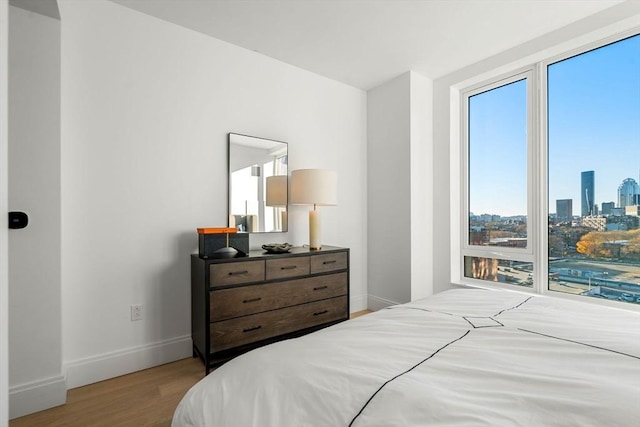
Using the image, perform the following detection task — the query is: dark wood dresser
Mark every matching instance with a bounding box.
[191,246,349,373]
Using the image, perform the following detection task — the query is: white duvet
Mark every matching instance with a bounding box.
[172,289,640,427]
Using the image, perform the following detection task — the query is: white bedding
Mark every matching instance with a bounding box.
[172,289,640,427]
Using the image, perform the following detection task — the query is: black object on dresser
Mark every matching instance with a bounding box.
[191,246,350,374]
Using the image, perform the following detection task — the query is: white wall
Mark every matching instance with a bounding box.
[367,71,433,308]
[367,73,411,307]
[0,1,9,424]
[8,4,64,418]
[409,72,433,301]
[57,0,367,391]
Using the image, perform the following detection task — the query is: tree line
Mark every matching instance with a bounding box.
[576,229,640,261]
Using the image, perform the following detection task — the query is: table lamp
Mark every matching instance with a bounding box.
[290,169,337,250]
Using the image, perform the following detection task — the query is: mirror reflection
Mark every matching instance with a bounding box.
[228,133,288,233]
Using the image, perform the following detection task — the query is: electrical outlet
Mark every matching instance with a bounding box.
[131,304,143,321]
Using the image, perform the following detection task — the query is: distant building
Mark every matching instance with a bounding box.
[618,178,640,207]
[479,214,501,223]
[469,228,489,245]
[582,216,606,231]
[581,171,595,216]
[607,214,640,230]
[556,199,573,222]
[610,207,625,217]
[625,205,640,217]
[606,223,627,231]
[601,201,615,215]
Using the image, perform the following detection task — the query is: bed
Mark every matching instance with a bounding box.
[172,288,640,426]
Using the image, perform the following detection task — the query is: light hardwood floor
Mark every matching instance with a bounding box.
[10,310,371,427]
[10,357,204,427]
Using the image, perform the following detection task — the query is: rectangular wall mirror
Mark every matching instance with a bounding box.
[228,133,288,233]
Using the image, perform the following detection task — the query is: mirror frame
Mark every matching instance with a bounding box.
[227,133,288,233]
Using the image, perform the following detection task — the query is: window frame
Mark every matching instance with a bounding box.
[460,68,538,291]
[455,28,640,309]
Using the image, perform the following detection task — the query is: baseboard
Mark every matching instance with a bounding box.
[64,334,192,390]
[367,294,400,311]
[9,374,66,419]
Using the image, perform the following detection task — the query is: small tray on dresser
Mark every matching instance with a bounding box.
[261,243,293,254]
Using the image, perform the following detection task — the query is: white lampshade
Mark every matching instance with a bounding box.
[266,175,288,207]
[289,169,337,206]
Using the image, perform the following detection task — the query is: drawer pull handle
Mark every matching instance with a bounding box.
[313,310,329,316]
[229,270,249,276]
[323,260,337,265]
[280,265,297,270]
[313,286,328,291]
[243,325,262,333]
[243,297,262,303]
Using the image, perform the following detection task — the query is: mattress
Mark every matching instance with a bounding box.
[172,288,640,427]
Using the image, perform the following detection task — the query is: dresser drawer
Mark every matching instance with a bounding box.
[266,256,310,280]
[210,296,348,353]
[310,252,348,274]
[209,272,348,322]
[209,260,265,288]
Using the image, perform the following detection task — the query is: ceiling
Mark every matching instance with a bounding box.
[110,0,635,90]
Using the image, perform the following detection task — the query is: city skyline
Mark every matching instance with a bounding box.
[469,34,639,217]
[548,34,639,215]
[548,171,640,216]
[471,172,640,218]
[550,172,640,217]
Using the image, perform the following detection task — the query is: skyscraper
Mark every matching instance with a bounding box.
[618,178,640,207]
[556,199,573,222]
[581,171,594,216]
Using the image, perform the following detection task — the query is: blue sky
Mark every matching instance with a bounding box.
[469,34,639,217]
[469,79,527,217]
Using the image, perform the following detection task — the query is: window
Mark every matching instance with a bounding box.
[460,32,640,306]
[462,72,534,288]
[468,78,529,247]
[547,34,640,304]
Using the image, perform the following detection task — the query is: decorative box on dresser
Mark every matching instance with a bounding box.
[191,246,350,373]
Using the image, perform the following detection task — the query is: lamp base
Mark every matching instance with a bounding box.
[309,209,321,251]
